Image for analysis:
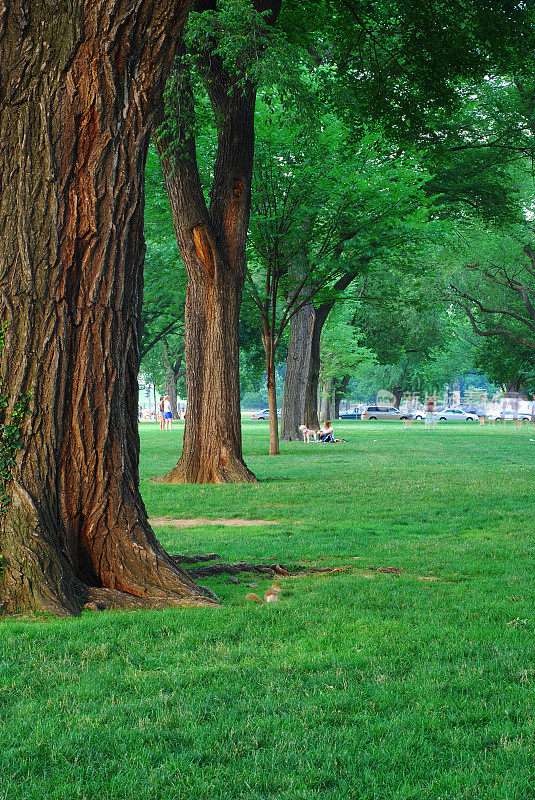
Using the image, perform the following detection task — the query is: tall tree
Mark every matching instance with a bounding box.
[245,115,377,452]
[273,127,430,439]
[154,0,282,483]
[276,0,534,428]
[0,0,215,615]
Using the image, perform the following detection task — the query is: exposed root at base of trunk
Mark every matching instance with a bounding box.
[153,455,258,485]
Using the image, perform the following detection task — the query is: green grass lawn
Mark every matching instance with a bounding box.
[2,421,534,800]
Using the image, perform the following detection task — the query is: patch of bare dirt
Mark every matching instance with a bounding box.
[149,517,280,528]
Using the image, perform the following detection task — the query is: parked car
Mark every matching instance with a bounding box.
[361,405,409,420]
[250,408,281,420]
[412,408,478,422]
[339,409,362,419]
[437,407,478,421]
[490,411,531,422]
[459,403,479,415]
[412,407,477,421]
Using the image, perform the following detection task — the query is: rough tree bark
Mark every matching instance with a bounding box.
[154,0,281,483]
[0,0,216,615]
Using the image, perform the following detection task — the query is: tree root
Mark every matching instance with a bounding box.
[171,553,222,565]
[184,560,352,580]
[81,558,353,611]
[186,561,290,579]
[154,456,258,485]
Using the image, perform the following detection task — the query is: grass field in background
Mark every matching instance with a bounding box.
[1,420,534,800]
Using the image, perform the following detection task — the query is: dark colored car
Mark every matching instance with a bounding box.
[339,410,361,419]
[362,406,410,420]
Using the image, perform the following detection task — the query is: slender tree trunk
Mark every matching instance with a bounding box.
[332,382,337,419]
[163,341,179,419]
[281,302,315,440]
[0,0,215,616]
[262,329,280,455]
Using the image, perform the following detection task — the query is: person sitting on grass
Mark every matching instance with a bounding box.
[318,420,334,442]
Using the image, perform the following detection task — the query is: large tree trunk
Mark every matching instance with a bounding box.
[304,303,333,429]
[320,379,333,422]
[154,1,282,482]
[281,302,315,440]
[0,0,215,616]
[304,269,368,429]
[163,265,256,482]
[154,45,259,483]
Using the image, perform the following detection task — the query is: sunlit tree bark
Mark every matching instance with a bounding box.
[0,0,216,615]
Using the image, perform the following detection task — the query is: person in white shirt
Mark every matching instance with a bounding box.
[478,395,487,426]
[317,421,334,442]
[511,396,521,429]
[163,396,173,431]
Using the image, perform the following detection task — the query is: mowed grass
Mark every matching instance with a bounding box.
[1,420,534,800]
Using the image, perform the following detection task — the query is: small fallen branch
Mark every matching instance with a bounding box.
[187,562,290,579]
[168,550,355,582]
[186,561,353,580]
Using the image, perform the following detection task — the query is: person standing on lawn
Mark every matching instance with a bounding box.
[159,397,165,431]
[425,396,436,430]
[403,396,414,430]
[511,395,521,429]
[478,395,487,426]
[163,395,173,431]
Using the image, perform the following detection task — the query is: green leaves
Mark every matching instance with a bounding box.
[320,303,375,384]
[0,323,30,512]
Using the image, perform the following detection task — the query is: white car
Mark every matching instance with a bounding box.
[412,407,477,422]
[490,411,531,422]
[250,408,281,420]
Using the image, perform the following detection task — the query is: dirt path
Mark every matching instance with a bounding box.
[149,517,280,528]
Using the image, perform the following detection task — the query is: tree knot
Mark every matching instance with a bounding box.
[233,180,244,198]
